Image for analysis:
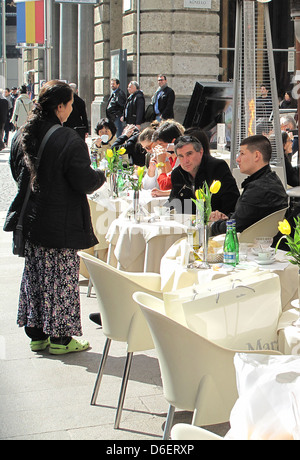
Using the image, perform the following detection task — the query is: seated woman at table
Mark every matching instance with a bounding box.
[92,118,117,162]
[143,120,184,197]
[111,121,159,166]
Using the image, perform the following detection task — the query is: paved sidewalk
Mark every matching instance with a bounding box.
[0,140,229,441]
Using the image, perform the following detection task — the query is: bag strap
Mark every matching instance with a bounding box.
[16,124,63,228]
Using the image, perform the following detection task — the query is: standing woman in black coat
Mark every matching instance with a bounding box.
[4,80,105,355]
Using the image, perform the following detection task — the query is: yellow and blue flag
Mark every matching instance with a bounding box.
[16,0,44,45]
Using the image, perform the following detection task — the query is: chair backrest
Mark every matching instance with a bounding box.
[133,291,239,426]
[182,271,282,351]
[79,252,163,352]
[239,207,288,243]
[133,291,281,426]
[232,167,247,190]
[232,166,286,190]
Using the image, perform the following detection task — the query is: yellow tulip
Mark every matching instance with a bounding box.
[137,166,145,177]
[210,180,221,194]
[278,219,291,236]
[106,149,114,159]
[119,147,126,155]
[195,189,205,201]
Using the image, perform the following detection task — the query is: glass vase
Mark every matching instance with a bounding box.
[196,206,210,269]
[133,190,141,223]
[198,224,210,269]
[109,172,118,198]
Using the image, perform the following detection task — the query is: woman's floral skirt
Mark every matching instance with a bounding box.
[17,241,82,338]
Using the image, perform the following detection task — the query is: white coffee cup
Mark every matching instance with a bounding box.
[257,248,275,261]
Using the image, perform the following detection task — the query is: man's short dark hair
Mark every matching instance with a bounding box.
[240,134,272,163]
[111,78,120,85]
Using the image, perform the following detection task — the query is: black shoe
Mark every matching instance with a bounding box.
[89,313,102,327]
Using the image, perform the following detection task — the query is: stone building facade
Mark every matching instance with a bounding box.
[93,0,221,130]
[20,0,221,132]
[19,0,294,133]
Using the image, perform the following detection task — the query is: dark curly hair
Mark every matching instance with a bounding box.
[22,80,73,188]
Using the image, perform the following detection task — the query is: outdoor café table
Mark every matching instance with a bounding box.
[159,237,298,312]
[277,304,300,354]
[105,215,188,273]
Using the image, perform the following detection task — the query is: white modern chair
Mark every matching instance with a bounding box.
[171,423,223,440]
[239,207,288,243]
[133,291,281,440]
[79,252,163,430]
[86,198,121,296]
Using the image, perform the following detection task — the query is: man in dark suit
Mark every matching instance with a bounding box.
[152,75,175,121]
[64,83,89,141]
[106,78,127,137]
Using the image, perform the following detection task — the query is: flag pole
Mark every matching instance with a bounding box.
[44,0,51,82]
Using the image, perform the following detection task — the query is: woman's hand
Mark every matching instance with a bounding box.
[151,188,170,197]
[147,157,157,177]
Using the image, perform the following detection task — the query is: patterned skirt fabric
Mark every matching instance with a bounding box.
[17,241,82,338]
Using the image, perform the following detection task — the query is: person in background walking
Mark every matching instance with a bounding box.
[63,83,89,141]
[0,91,8,150]
[10,85,33,131]
[106,78,127,137]
[3,88,13,146]
[123,81,145,131]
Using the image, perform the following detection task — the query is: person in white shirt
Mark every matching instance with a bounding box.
[11,85,33,130]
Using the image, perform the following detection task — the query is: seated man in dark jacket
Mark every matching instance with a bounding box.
[167,135,240,216]
[210,134,288,235]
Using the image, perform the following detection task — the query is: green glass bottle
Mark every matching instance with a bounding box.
[223,220,237,266]
[231,219,239,265]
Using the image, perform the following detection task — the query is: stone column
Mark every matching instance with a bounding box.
[78,4,94,126]
[59,2,78,83]
[92,1,110,134]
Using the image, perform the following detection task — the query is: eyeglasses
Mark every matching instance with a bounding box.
[174,135,200,145]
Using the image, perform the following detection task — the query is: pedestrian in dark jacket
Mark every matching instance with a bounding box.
[210,135,288,235]
[152,75,175,121]
[63,83,89,141]
[167,135,240,216]
[0,95,8,150]
[106,78,127,137]
[4,80,105,355]
[123,81,145,130]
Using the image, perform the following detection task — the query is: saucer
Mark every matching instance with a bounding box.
[255,257,276,265]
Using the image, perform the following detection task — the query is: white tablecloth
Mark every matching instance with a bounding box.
[106,216,188,273]
[160,237,298,311]
[278,305,300,354]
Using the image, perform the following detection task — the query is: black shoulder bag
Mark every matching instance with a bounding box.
[12,124,62,257]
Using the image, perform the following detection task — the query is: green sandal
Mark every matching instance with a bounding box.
[49,338,90,355]
[30,338,50,352]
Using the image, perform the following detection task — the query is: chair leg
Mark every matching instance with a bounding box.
[87,250,98,297]
[87,277,93,297]
[163,405,176,440]
[114,352,134,429]
[90,338,112,405]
